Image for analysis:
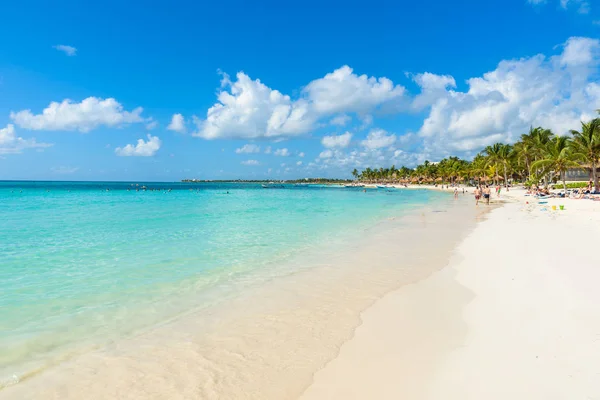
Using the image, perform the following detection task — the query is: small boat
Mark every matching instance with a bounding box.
[376,185,387,189]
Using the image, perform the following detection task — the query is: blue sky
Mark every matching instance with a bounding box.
[1,0,599,181]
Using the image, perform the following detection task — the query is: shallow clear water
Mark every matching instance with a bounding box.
[0,181,448,384]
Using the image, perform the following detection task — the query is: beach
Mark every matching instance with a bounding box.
[302,187,600,399]
[2,183,600,399]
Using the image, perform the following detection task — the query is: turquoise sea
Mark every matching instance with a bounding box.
[0,181,448,387]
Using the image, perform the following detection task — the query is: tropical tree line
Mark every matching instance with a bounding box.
[351,116,600,195]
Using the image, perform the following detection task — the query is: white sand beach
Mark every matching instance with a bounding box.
[302,187,600,399]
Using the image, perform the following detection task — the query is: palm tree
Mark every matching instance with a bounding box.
[484,143,514,186]
[351,168,359,181]
[570,119,600,191]
[530,127,554,186]
[531,136,580,195]
[514,128,537,180]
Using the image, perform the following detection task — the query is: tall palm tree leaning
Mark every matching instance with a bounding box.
[514,127,537,181]
[531,136,580,195]
[570,118,600,192]
[484,143,514,186]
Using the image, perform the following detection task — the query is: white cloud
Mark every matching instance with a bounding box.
[146,120,158,130]
[304,66,405,115]
[167,113,186,133]
[53,45,77,56]
[330,114,351,126]
[11,97,145,132]
[0,124,53,154]
[297,161,303,166]
[413,72,456,90]
[274,148,290,156]
[264,146,272,154]
[193,72,315,140]
[115,134,161,157]
[560,36,599,66]
[298,152,305,157]
[360,129,396,149]
[321,132,353,148]
[415,36,600,158]
[241,159,259,166]
[236,144,261,154]
[319,149,334,159]
[192,66,405,140]
[280,163,286,167]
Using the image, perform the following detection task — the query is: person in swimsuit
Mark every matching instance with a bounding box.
[474,186,481,206]
[454,187,458,199]
[483,185,491,205]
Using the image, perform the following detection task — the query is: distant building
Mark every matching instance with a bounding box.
[565,167,591,182]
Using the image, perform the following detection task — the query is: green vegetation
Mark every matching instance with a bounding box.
[550,182,589,190]
[181,178,351,184]
[353,113,600,192]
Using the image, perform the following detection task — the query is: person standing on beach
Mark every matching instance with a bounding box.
[484,185,491,205]
[454,187,458,199]
[474,187,481,205]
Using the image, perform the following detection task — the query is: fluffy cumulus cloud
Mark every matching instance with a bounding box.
[115,134,161,156]
[236,144,261,154]
[415,36,600,158]
[295,35,600,176]
[330,114,351,126]
[303,66,405,115]
[360,129,396,149]
[192,67,405,140]
[53,45,77,56]
[167,113,186,133]
[413,72,456,90]
[11,97,145,132]
[193,72,315,140]
[0,124,53,154]
[274,148,290,156]
[321,132,353,148]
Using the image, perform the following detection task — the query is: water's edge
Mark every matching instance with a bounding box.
[1,190,486,399]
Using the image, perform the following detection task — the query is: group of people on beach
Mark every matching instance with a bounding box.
[473,185,492,205]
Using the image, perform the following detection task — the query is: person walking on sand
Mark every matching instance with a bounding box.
[474,186,481,206]
[483,185,491,205]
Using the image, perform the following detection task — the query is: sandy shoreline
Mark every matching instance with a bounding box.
[302,187,600,399]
